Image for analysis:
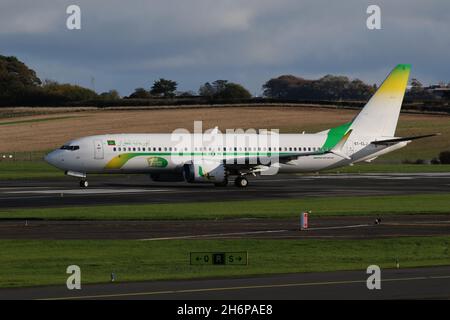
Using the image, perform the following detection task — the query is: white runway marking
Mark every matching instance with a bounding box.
[305,175,414,180]
[140,224,374,241]
[140,229,289,241]
[6,188,168,195]
[306,224,372,231]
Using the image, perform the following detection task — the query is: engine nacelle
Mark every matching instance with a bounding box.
[183,160,227,183]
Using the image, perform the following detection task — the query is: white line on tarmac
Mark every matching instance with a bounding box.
[39,275,450,300]
[6,188,169,195]
[306,224,372,231]
[139,229,289,241]
[139,224,374,241]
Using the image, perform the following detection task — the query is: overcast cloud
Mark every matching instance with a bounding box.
[1,0,449,95]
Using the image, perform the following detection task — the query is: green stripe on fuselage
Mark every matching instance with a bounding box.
[104,151,324,170]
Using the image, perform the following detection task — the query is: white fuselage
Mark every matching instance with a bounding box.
[44,133,407,175]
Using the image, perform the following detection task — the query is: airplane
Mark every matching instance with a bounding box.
[45,64,437,188]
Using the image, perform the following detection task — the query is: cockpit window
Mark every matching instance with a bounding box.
[60,145,80,151]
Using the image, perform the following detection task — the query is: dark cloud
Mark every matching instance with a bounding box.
[1,0,449,95]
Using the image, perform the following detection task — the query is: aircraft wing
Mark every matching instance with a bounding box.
[222,149,326,169]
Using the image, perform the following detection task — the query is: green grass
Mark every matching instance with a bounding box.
[1,193,449,220]
[0,237,449,288]
[0,161,62,179]
[381,118,450,162]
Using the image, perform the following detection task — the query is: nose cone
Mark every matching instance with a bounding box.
[44,150,60,168]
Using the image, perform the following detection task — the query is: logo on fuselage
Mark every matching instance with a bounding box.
[147,157,168,168]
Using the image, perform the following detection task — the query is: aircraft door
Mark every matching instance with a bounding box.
[94,140,104,159]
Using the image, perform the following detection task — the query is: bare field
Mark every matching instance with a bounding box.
[0,106,448,161]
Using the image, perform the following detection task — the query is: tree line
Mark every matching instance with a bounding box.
[1,55,449,107]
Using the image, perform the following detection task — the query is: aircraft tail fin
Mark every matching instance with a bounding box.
[349,64,411,137]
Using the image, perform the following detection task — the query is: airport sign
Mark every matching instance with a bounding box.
[190,252,248,265]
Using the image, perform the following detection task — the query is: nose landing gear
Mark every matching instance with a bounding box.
[79,180,89,188]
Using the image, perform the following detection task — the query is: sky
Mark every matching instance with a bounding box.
[1,0,449,96]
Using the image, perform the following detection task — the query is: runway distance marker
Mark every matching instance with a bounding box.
[190,252,248,265]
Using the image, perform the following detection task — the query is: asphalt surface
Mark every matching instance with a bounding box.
[1,266,449,300]
[1,215,450,240]
[0,173,449,208]
[1,173,449,300]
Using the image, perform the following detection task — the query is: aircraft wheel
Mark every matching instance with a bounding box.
[234,176,248,188]
[80,180,89,188]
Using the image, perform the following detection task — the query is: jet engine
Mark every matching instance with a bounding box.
[183,160,227,184]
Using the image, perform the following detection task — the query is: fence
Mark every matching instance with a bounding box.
[0,151,47,162]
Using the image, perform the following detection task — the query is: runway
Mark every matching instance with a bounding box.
[1,173,449,300]
[0,173,449,208]
[1,266,449,300]
[1,214,450,240]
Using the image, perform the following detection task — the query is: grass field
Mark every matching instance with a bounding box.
[0,116,83,126]
[1,193,449,220]
[0,106,448,163]
[0,161,62,180]
[0,237,449,288]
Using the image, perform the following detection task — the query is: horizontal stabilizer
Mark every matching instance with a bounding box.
[371,133,440,145]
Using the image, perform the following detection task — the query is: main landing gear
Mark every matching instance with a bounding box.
[79,180,89,188]
[234,176,248,188]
